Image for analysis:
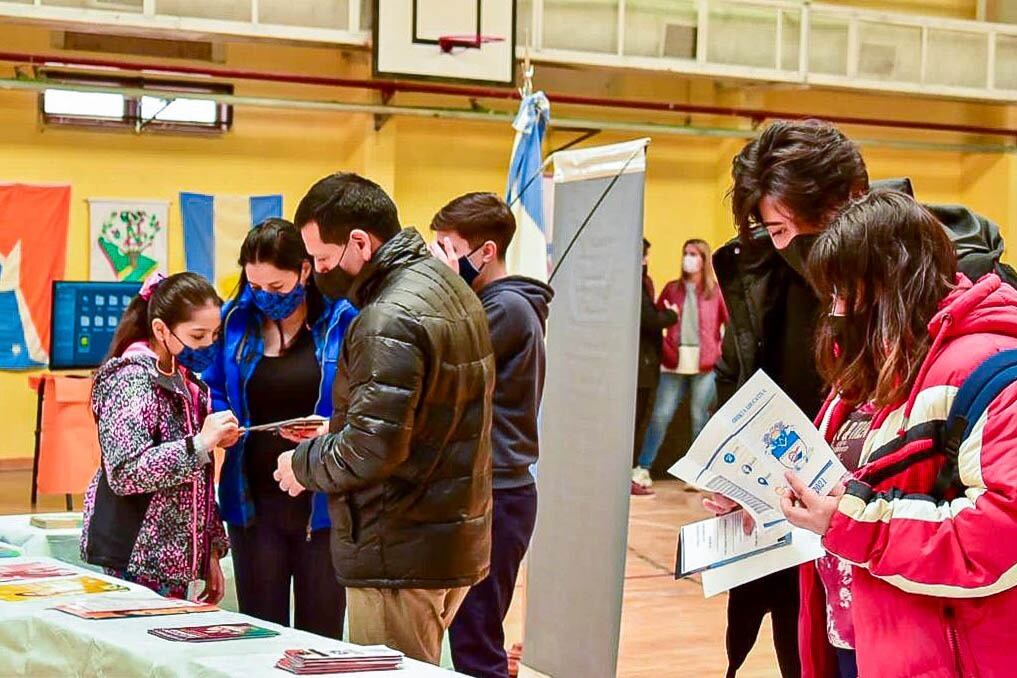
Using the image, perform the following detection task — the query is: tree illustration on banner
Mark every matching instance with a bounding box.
[88,199,169,282]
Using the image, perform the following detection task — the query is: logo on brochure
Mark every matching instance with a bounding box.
[762,422,809,471]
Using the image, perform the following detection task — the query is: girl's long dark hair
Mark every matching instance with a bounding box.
[105,272,222,363]
[807,190,956,407]
[233,218,323,322]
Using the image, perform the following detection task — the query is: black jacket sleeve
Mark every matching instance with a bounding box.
[641,288,677,333]
[292,311,425,495]
[713,323,741,408]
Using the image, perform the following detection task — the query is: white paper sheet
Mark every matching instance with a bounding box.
[677,512,792,577]
[669,370,846,533]
[699,528,825,597]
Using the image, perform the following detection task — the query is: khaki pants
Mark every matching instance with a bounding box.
[347,586,470,665]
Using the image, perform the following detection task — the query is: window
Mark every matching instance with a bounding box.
[40,71,233,133]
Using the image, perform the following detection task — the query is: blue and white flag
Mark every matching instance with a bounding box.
[181,192,283,295]
[505,92,551,282]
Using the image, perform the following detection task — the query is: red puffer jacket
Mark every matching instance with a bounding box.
[657,280,728,372]
[801,274,1017,678]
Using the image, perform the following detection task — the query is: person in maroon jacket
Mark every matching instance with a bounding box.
[632,238,728,491]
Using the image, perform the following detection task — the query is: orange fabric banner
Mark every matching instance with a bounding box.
[0,183,71,368]
[29,374,101,495]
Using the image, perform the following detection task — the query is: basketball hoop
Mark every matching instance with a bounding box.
[438,34,506,53]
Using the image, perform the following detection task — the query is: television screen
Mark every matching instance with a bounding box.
[50,281,142,370]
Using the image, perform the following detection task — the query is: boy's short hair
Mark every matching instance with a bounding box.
[430,192,516,260]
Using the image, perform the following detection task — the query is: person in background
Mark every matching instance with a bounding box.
[81,272,236,603]
[632,238,678,497]
[706,119,1011,678]
[783,190,1017,678]
[273,173,495,665]
[429,192,554,678]
[203,219,357,638]
[632,239,726,491]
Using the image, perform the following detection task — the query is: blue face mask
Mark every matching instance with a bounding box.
[458,246,485,287]
[251,282,306,321]
[169,331,216,373]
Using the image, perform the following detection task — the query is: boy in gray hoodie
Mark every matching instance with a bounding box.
[430,192,553,678]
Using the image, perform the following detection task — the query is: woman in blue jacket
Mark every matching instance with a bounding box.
[204,218,356,638]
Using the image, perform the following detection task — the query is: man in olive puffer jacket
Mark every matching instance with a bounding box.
[274,173,495,665]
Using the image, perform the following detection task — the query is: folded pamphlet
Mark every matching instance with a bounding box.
[0,575,127,602]
[274,647,405,674]
[148,622,279,643]
[0,561,77,583]
[239,415,327,434]
[55,593,217,619]
[669,370,846,534]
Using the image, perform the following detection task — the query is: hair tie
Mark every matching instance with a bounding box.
[139,272,167,301]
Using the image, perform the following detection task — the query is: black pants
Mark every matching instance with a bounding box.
[228,522,345,639]
[725,568,801,678]
[633,385,657,467]
[449,484,539,678]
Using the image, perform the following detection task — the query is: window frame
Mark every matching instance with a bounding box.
[39,70,234,134]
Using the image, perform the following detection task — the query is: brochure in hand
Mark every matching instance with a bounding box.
[239,415,327,434]
[669,370,847,534]
[148,623,280,643]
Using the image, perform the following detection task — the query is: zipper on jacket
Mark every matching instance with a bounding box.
[306,306,346,538]
[944,605,966,677]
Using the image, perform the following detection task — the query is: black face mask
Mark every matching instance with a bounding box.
[777,233,820,279]
[313,243,355,301]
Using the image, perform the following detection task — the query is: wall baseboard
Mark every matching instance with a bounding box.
[0,458,33,472]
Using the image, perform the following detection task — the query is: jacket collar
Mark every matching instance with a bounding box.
[348,228,429,308]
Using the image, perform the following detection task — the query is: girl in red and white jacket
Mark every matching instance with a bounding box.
[782,190,1017,678]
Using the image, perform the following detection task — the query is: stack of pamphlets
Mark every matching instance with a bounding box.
[275,647,405,674]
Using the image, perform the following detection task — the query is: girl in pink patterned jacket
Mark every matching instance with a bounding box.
[81,272,238,602]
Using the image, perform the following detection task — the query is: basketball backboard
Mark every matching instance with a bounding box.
[373,0,516,86]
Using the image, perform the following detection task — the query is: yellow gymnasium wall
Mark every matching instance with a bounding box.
[0,21,1015,461]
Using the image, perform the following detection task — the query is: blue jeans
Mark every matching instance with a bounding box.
[637,371,716,470]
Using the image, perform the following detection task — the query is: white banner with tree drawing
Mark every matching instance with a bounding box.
[88,199,169,282]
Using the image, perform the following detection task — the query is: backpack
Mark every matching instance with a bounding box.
[933,348,1017,498]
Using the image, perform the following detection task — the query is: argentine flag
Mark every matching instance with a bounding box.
[181,192,283,296]
[505,92,551,282]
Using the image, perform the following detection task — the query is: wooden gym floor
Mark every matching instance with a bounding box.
[0,471,779,677]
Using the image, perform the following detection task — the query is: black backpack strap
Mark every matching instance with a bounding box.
[933,349,1017,498]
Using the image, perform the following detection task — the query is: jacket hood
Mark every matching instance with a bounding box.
[930,274,1017,342]
[481,276,553,324]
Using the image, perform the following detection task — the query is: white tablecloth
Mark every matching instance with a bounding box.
[0,557,461,677]
[0,513,239,612]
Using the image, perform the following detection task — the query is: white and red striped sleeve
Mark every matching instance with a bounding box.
[822,382,1017,598]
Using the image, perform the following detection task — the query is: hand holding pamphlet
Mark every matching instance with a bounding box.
[675,511,825,597]
[669,370,847,534]
[239,415,327,434]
